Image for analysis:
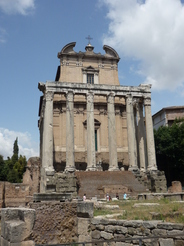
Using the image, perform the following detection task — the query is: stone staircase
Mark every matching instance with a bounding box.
[75,171,147,199]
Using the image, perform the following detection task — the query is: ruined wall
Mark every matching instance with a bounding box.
[0,157,40,208]
[30,201,78,244]
[0,208,35,246]
[23,157,41,195]
[78,218,184,245]
[1,203,184,245]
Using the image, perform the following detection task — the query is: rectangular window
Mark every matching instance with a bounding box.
[87,74,94,84]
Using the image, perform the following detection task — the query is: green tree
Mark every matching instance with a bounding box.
[0,138,27,183]
[12,137,19,164]
[154,120,184,186]
[0,155,6,181]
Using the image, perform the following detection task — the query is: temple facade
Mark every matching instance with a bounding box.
[38,42,157,193]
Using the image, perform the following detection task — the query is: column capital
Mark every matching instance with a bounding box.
[86,91,94,103]
[107,92,115,104]
[45,91,54,101]
[66,90,74,102]
[144,96,151,106]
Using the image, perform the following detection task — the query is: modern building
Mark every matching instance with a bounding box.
[152,106,184,130]
[38,42,157,193]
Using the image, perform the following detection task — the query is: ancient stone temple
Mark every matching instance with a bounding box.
[38,42,159,194]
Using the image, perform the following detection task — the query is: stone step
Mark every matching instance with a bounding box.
[75,171,146,199]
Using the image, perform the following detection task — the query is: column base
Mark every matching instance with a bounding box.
[45,168,55,176]
[140,168,146,172]
[87,167,96,171]
[108,167,119,171]
[129,166,139,172]
[65,167,76,173]
[147,166,157,171]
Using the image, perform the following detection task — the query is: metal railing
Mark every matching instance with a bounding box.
[35,232,184,246]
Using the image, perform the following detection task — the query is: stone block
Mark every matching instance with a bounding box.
[168,181,182,193]
[100,231,113,240]
[1,237,35,246]
[77,202,93,218]
[91,230,101,239]
[159,238,174,246]
[77,218,91,235]
[1,208,35,244]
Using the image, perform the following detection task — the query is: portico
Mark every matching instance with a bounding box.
[38,42,157,193]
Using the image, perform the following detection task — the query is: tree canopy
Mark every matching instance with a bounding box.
[0,138,27,183]
[154,119,184,187]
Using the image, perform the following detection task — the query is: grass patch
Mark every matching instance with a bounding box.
[94,199,184,223]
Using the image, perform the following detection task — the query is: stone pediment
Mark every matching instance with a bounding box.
[103,45,120,59]
[58,42,76,57]
[82,66,99,73]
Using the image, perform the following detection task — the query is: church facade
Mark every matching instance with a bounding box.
[38,42,157,193]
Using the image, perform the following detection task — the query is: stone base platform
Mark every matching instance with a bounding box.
[138,192,184,201]
[33,193,72,202]
[75,171,147,199]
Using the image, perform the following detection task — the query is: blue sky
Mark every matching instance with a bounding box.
[0,0,184,159]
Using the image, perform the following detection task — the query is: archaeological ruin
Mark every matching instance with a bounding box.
[2,42,184,246]
[37,41,166,195]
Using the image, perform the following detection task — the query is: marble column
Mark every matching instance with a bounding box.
[126,95,138,170]
[42,91,54,172]
[144,96,157,170]
[136,100,147,171]
[87,92,96,170]
[107,93,118,171]
[65,91,75,172]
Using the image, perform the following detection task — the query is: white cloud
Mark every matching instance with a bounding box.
[0,0,35,15]
[100,0,184,91]
[0,128,39,160]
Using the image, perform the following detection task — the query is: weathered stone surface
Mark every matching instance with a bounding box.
[1,208,35,244]
[133,203,159,208]
[91,230,101,239]
[159,238,174,246]
[105,225,115,233]
[127,227,137,235]
[168,181,182,193]
[100,231,114,240]
[152,229,167,236]
[77,202,93,218]
[124,220,143,228]
[175,239,184,246]
[96,224,105,231]
[77,218,91,236]
[116,242,133,246]
[0,237,35,246]
[30,201,78,245]
[167,230,184,236]
[142,221,158,229]
[78,235,91,243]
[157,223,175,230]
[23,157,41,196]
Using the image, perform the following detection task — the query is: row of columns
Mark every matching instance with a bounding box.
[42,90,157,174]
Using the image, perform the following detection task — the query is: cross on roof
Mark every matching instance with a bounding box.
[86,35,93,44]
